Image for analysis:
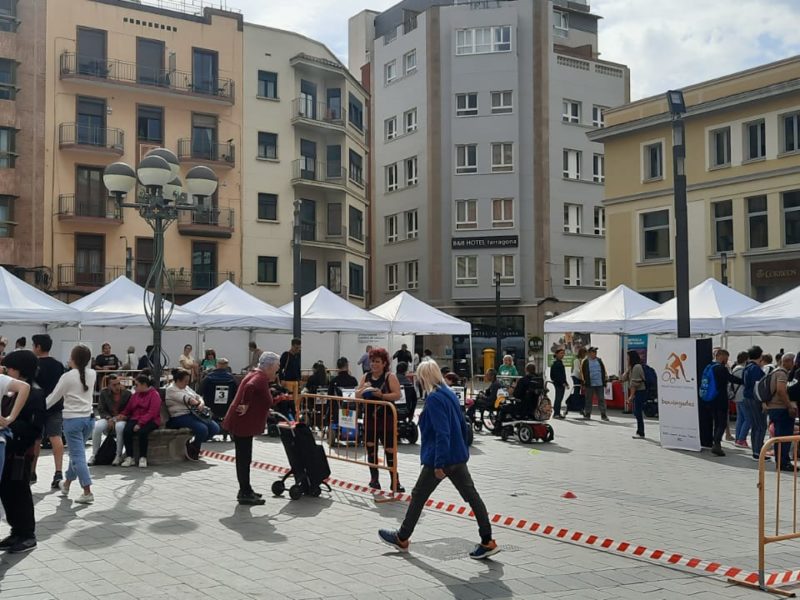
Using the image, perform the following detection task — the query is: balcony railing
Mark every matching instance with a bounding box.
[57,194,122,221]
[57,264,124,289]
[291,99,346,127]
[299,223,368,248]
[167,268,235,294]
[177,138,235,166]
[177,207,235,238]
[58,123,125,154]
[291,159,347,185]
[59,52,235,102]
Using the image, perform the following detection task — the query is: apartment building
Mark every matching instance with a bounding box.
[241,24,370,307]
[45,0,243,302]
[590,55,800,302]
[349,0,628,365]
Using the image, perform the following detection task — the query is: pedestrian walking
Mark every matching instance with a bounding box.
[765,353,796,471]
[550,347,568,419]
[743,345,767,461]
[581,347,609,421]
[30,334,65,487]
[731,351,749,448]
[620,350,647,438]
[698,349,742,456]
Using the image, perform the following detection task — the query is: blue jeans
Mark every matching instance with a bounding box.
[735,401,751,442]
[768,408,795,467]
[167,413,220,449]
[64,416,94,487]
[746,397,768,459]
[632,390,647,436]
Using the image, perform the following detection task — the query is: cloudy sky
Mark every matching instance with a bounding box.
[234,0,800,100]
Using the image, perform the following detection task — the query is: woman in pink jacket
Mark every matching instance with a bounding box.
[119,374,162,468]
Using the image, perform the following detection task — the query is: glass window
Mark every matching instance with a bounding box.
[475,27,492,53]
[75,234,105,286]
[0,127,14,168]
[257,132,277,159]
[405,156,418,186]
[136,37,164,85]
[563,204,582,234]
[456,93,478,117]
[641,210,670,260]
[349,150,363,184]
[745,119,766,160]
[456,144,477,174]
[713,200,734,253]
[404,108,417,133]
[782,112,800,154]
[491,91,512,114]
[327,145,342,179]
[327,202,342,236]
[456,199,477,230]
[492,198,513,228]
[75,166,107,217]
[406,260,419,290]
[0,195,13,237]
[456,26,511,54]
[76,96,106,146]
[192,49,218,96]
[385,163,398,192]
[76,28,107,77]
[386,214,399,243]
[553,11,569,35]
[747,195,768,249]
[404,50,416,74]
[710,127,731,167]
[644,142,663,180]
[257,193,277,221]
[349,206,363,240]
[192,112,217,159]
[0,59,15,100]
[387,264,399,292]
[783,190,800,246]
[593,153,605,183]
[348,93,364,131]
[349,262,364,297]
[564,257,582,286]
[257,70,278,99]
[0,0,17,33]
[592,105,606,128]
[456,256,478,286]
[494,25,511,51]
[594,258,607,287]
[491,143,513,172]
[384,60,397,84]
[137,105,163,142]
[562,100,580,123]
[493,255,514,284]
[327,262,342,293]
[562,149,581,179]
[385,116,397,140]
[257,256,277,284]
[594,207,606,236]
[406,209,418,239]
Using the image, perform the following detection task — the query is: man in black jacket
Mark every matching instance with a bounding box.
[550,347,568,419]
[701,349,742,456]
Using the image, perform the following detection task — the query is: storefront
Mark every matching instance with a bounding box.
[750,257,800,301]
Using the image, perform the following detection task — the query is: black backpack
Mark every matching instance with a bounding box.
[3,385,47,452]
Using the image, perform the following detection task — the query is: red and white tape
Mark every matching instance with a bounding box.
[200,450,792,589]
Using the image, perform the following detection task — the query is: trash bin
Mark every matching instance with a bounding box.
[482,348,496,374]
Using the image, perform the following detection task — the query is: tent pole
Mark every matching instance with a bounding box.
[469,332,475,397]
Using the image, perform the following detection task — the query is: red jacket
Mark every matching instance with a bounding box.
[222,370,273,437]
[121,388,162,427]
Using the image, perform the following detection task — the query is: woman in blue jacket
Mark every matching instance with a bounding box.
[378,360,499,560]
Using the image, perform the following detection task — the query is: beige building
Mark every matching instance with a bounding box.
[241,24,370,307]
[590,55,800,302]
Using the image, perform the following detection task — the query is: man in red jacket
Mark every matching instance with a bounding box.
[223,351,279,505]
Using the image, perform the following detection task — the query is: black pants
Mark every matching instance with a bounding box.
[122,420,158,458]
[233,435,254,494]
[552,385,566,415]
[398,463,492,544]
[365,410,397,486]
[699,400,727,446]
[0,445,36,539]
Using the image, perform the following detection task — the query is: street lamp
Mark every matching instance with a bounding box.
[103,148,218,373]
[292,198,302,340]
[494,272,501,369]
[666,89,690,338]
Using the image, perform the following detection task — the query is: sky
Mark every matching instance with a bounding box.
[236,0,800,100]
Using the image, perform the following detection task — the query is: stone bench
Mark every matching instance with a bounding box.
[130,400,193,465]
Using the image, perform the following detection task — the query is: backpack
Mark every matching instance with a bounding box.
[755,370,776,404]
[642,364,658,399]
[699,363,718,402]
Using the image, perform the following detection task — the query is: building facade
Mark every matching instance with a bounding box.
[349,0,628,367]
[590,55,800,303]
[241,24,370,307]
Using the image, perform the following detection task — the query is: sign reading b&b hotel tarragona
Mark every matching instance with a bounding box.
[451,236,519,249]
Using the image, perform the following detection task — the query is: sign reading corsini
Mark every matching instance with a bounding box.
[451,235,519,249]
[751,259,800,285]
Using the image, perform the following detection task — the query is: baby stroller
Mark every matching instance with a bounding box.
[271,411,332,501]
[396,382,419,444]
[495,379,554,444]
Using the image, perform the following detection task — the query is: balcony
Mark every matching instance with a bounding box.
[176,207,234,238]
[57,264,124,291]
[177,138,235,167]
[291,99,346,131]
[58,123,125,155]
[291,159,350,191]
[167,268,235,295]
[59,52,235,104]
[299,223,368,254]
[56,194,123,223]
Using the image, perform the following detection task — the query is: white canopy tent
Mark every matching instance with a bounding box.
[726,285,800,334]
[625,278,760,335]
[370,292,471,335]
[543,284,659,334]
[0,267,81,326]
[280,286,391,333]
[183,280,292,331]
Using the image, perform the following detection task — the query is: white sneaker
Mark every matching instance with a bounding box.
[138,457,147,468]
[75,493,94,504]
[120,457,135,468]
[111,456,122,466]
[87,455,96,466]
[58,479,70,497]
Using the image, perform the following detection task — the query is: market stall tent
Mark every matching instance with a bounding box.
[0,266,81,326]
[183,280,292,331]
[726,285,800,334]
[370,292,471,335]
[280,286,391,333]
[543,284,659,334]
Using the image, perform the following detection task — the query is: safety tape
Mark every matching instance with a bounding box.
[199,449,794,589]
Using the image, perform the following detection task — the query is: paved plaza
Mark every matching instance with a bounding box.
[1,410,797,599]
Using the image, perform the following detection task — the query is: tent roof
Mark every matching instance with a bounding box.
[543,285,659,334]
[70,276,197,328]
[370,292,471,335]
[0,267,80,325]
[280,286,391,333]
[182,280,292,331]
[626,278,759,335]
[726,285,800,334]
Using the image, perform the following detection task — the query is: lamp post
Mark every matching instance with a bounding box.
[292,198,302,340]
[666,90,690,338]
[103,148,218,373]
[494,272,501,368]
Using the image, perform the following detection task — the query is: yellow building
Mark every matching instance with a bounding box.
[590,55,800,302]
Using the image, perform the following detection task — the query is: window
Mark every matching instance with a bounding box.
[456,199,477,230]
[257,193,277,221]
[136,37,164,85]
[456,93,478,117]
[562,100,581,124]
[406,260,419,290]
[456,144,478,174]
[349,150,363,185]
[191,112,217,160]
[644,142,663,180]
[349,263,364,297]
[710,127,731,168]
[75,234,105,287]
[384,27,397,45]
[594,258,607,287]
[75,166,107,218]
[192,48,218,96]
[257,256,277,284]
[327,89,342,120]
[405,156,418,186]
[564,257,582,286]
[783,112,800,153]
[592,105,606,128]
[494,25,511,51]
[747,195,768,249]
[327,262,342,294]
[783,190,800,246]
[562,149,581,180]
[404,108,417,133]
[0,127,14,168]
[137,105,163,143]
[257,70,278,99]
[594,206,606,236]
[385,163,399,192]
[257,132,277,159]
[406,209,418,239]
[745,119,766,161]
[348,93,364,131]
[386,214,399,243]
[0,0,17,33]
[456,28,474,55]
[385,60,397,84]
[385,116,397,140]
[403,50,417,75]
[76,28,107,77]
[387,264,399,292]
[327,202,342,236]
[493,255,514,284]
[0,196,13,237]
[712,200,733,253]
[76,96,106,146]
[491,143,513,173]
[641,210,670,260]
[0,59,15,100]
[456,25,512,54]
[456,256,478,286]
[134,238,153,287]
[492,198,513,228]
[553,10,569,36]
[349,206,364,241]
[327,145,342,179]
[592,153,605,183]
[491,91,512,114]
[563,204,582,234]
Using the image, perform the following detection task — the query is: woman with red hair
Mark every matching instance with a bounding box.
[356,347,403,491]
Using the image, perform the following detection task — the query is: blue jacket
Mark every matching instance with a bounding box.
[419,384,469,469]
[742,361,764,401]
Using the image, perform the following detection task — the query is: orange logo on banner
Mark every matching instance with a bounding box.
[662,352,692,383]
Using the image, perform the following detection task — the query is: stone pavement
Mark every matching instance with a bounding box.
[0,409,797,599]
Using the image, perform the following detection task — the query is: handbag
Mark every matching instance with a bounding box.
[185,399,215,425]
[93,432,117,466]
